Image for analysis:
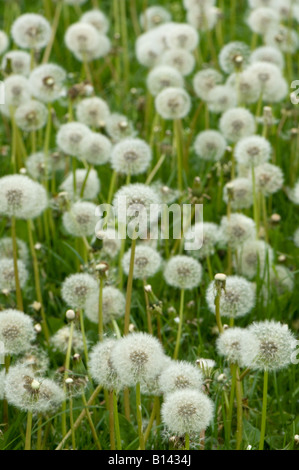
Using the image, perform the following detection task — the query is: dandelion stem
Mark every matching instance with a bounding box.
[235,366,243,450]
[42,0,63,64]
[136,382,145,450]
[25,411,33,450]
[79,309,89,367]
[259,369,268,450]
[113,390,122,450]
[81,390,102,450]
[109,389,116,450]
[11,215,23,311]
[185,432,190,450]
[173,288,185,360]
[124,235,137,335]
[227,363,237,441]
[98,276,104,341]
[69,395,76,450]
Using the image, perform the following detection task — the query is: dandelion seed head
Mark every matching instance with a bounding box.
[29,63,66,103]
[89,339,122,391]
[2,50,31,76]
[56,122,91,157]
[85,286,125,324]
[223,178,253,210]
[219,107,256,142]
[111,138,152,176]
[185,222,221,259]
[241,320,297,371]
[0,258,28,292]
[206,85,237,114]
[158,49,195,76]
[51,325,84,354]
[147,65,184,96]
[164,255,202,289]
[60,168,100,201]
[5,364,64,414]
[226,70,261,104]
[26,152,53,180]
[80,9,109,34]
[193,68,223,99]
[265,25,299,53]
[65,22,109,61]
[0,309,36,355]
[247,7,279,34]
[14,99,48,132]
[216,327,258,365]
[111,332,166,387]
[11,14,51,49]
[236,239,274,279]
[140,6,172,30]
[105,113,136,142]
[219,41,251,74]
[61,272,98,310]
[0,174,48,219]
[250,45,284,70]
[0,30,9,55]
[159,360,204,395]
[76,97,110,129]
[3,75,30,108]
[219,213,255,248]
[234,135,271,168]
[155,87,191,120]
[252,163,284,195]
[186,5,219,31]
[122,245,162,280]
[0,237,29,263]
[194,130,227,162]
[161,389,214,437]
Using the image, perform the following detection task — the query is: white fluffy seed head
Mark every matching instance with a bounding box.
[155,87,191,120]
[80,9,110,34]
[110,332,166,387]
[63,200,98,237]
[161,389,214,437]
[11,14,51,49]
[26,152,53,180]
[206,275,256,318]
[223,178,253,210]
[78,132,112,166]
[234,135,271,168]
[112,183,161,232]
[219,213,256,248]
[96,228,121,258]
[89,339,122,391]
[147,65,184,96]
[268,265,295,296]
[252,163,284,195]
[184,222,221,259]
[60,168,100,201]
[51,325,84,354]
[140,6,172,30]
[0,309,36,355]
[206,85,237,114]
[0,258,28,292]
[4,364,64,414]
[247,7,279,34]
[194,130,227,162]
[158,49,195,76]
[193,68,223,99]
[250,46,284,70]
[159,360,204,395]
[0,174,48,219]
[105,113,136,142]
[0,237,29,263]
[236,239,274,279]
[164,23,199,50]
[226,70,261,105]
[111,138,152,175]
[240,321,297,371]
[14,99,48,132]
[65,22,110,61]
[246,61,286,102]
[85,286,125,324]
[219,107,256,142]
[3,75,30,108]
[28,63,66,103]
[2,50,31,76]
[216,327,258,365]
[219,41,251,74]
[76,97,110,128]
[56,122,91,157]
[122,245,162,280]
[265,25,299,53]
[61,273,98,310]
[164,255,202,289]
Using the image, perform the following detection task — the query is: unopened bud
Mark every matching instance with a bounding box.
[66,309,76,321]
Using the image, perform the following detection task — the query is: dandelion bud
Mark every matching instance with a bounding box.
[144,284,152,293]
[66,309,76,321]
[73,353,81,362]
[34,323,42,334]
[214,273,226,289]
[65,378,74,386]
[31,379,41,391]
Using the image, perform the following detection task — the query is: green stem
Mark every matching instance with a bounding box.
[98,277,104,341]
[11,216,23,311]
[173,289,185,360]
[236,367,243,450]
[113,390,122,450]
[25,411,33,450]
[227,363,237,442]
[109,389,116,450]
[215,288,224,334]
[81,390,102,450]
[136,382,145,450]
[69,395,76,450]
[124,236,137,335]
[259,369,268,450]
[185,432,190,450]
[79,309,89,367]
